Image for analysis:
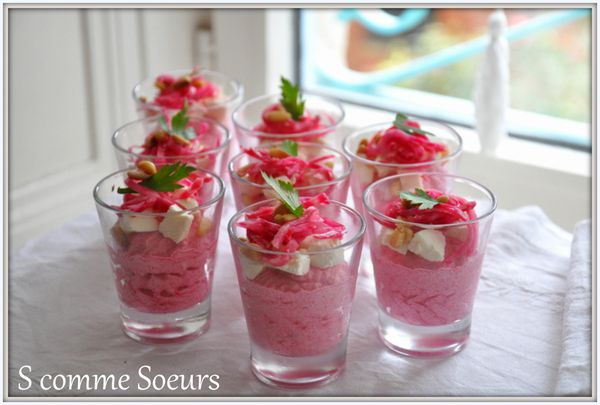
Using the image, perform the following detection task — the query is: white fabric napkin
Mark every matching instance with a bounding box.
[554,219,592,396]
[8,205,589,397]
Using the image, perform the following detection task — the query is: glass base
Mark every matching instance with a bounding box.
[378,308,470,358]
[250,340,347,388]
[121,298,211,344]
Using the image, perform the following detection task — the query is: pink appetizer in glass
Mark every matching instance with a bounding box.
[112,103,231,176]
[228,140,351,210]
[94,161,225,343]
[363,173,496,357]
[343,113,462,212]
[232,77,344,147]
[132,67,242,129]
[228,174,365,388]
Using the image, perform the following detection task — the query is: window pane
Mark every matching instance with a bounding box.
[299,8,592,149]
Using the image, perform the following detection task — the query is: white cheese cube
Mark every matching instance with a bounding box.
[446,225,469,241]
[300,236,344,268]
[158,204,193,243]
[356,164,375,185]
[119,215,159,233]
[273,254,310,276]
[177,198,198,210]
[400,175,424,191]
[408,229,446,262]
[239,253,265,280]
[381,228,409,254]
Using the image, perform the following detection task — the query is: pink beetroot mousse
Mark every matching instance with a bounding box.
[236,194,357,357]
[371,188,481,326]
[109,162,217,314]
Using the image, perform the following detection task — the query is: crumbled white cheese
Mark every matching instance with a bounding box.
[446,225,469,241]
[177,198,198,210]
[408,229,446,262]
[158,204,193,243]
[300,236,344,268]
[381,228,409,254]
[239,253,265,280]
[119,215,159,233]
[274,254,311,276]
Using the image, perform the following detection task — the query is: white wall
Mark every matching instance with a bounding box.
[9,8,210,251]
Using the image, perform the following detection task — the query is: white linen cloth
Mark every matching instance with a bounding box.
[9,201,591,397]
[554,219,592,396]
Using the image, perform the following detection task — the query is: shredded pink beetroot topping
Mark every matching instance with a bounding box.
[139,119,218,158]
[240,194,345,253]
[152,70,219,110]
[119,173,211,214]
[237,146,335,187]
[358,120,448,164]
[386,189,476,225]
[254,104,323,135]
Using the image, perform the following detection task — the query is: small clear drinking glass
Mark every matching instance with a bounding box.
[228,199,365,388]
[93,168,225,343]
[132,68,243,131]
[228,141,352,210]
[232,93,344,148]
[112,116,231,176]
[343,119,462,213]
[363,172,496,357]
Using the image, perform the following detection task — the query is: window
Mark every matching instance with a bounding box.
[299,8,592,150]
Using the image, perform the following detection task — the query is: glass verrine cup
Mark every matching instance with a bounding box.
[228,199,365,388]
[232,93,344,148]
[132,68,243,130]
[112,116,231,176]
[363,173,496,357]
[343,119,462,213]
[93,168,225,343]
[228,141,352,210]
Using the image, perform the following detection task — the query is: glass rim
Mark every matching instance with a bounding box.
[362,172,497,229]
[132,68,243,109]
[227,141,353,190]
[228,198,366,257]
[93,167,225,216]
[111,115,231,160]
[231,92,345,138]
[342,120,463,169]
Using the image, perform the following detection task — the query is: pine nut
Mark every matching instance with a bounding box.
[127,169,150,180]
[137,160,157,176]
[172,134,191,146]
[266,110,291,122]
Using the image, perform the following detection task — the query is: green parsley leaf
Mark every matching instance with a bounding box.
[280,140,298,157]
[261,172,304,217]
[400,188,439,210]
[279,77,305,121]
[117,187,135,194]
[159,100,197,140]
[393,113,436,138]
[139,162,196,192]
[119,162,196,194]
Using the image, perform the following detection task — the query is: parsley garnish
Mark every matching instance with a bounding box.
[261,172,304,218]
[279,77,305,121]
[158,100,197,140]
[280,140,298,157]
[393,113,436,138]
[117,162,196,194]
[400,188,439,210]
